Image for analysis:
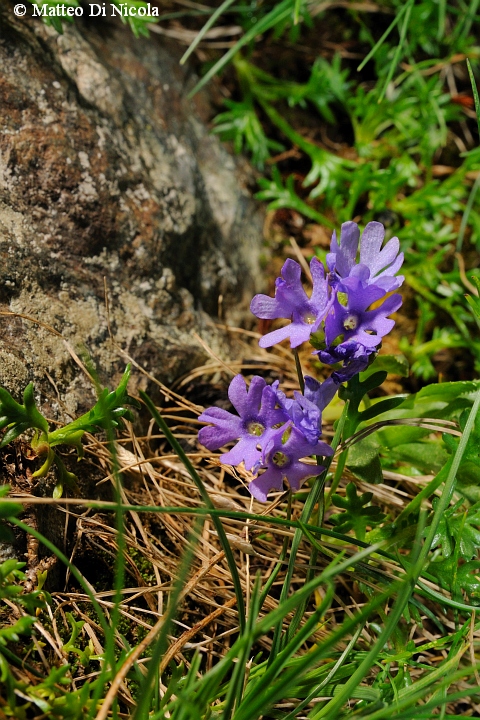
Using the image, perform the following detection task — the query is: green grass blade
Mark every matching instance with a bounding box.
[357,2,409,72]
[288,625,364,720]
[188,545,379,714]
[11,471,120,720]
[467,58,480,138]
[187,0,294,97]
[357,660,480,720]
[221,573,263,720]
[180,0,237,66]
[258,498,292,609]
[7,496,479,612]
[457,0,480,39]
[310,512,428,719]
[452,168,479,250]
[239,583,334,709]
[233,578,401,720]
[437,0,446,39]
[278,403,349,650]
[378,0,414,102]
[293,0,302,25]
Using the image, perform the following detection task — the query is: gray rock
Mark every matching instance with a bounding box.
[0,5,263,416]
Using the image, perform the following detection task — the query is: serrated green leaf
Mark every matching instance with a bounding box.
[430,497,480,561]
[430,556,480,603]
[0,382,49,449]
[330,481,385,540]
[47,364,137,445]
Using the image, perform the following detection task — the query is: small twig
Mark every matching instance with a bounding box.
[159,596,237,673]
[192,331,237,377]
[456,252,479,295]
[289,236,312,283]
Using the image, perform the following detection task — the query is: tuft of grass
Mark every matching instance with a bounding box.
[1,328,480,718]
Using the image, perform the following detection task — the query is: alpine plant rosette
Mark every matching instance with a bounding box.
[198,221,403,501]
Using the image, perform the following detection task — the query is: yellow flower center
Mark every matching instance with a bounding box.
[302,311,317,325]
[272,451,289,467]
[247,421,265,437]
[343,314,358,331]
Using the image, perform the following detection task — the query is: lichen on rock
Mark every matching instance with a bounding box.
[0,5,263,415]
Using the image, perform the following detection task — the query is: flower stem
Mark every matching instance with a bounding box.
[293,349,305,394]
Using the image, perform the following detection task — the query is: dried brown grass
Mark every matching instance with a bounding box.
[4,323,472,708]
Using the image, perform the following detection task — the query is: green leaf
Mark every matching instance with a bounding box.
[0,502,22,520]
[467,59,480,138]
[212,99,284,169]
[0,488,22,546]
[0,615,36,645]
[331,482,386,541]
[0,383,49,448]
[188,0,295,97]
[441,407,480,499]
[359,396,405,423]
[47,364,138,447]
[465,276,480,320]
[430,556,480,604]
[347,436,383,485]
[412,380,480,403]
[388,441,449,474]
[23,384,49,435]
[360,354,409,380]
[62,612,85,654]
[110,0,159,37]
[255,167,333,226]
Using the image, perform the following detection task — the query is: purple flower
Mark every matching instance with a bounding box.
[304,375,338,410]
[249,426,333,502]
[327,221,404,292]
[250,258,331,348]
[276,375,338,443]
[198,375,289,471]
[316,342,373,382]
[276,389,321,444]
[325,276,402,350]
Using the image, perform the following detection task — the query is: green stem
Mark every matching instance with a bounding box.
[324,447,348,510]
[293,349,305,394]
[278,403,349,648]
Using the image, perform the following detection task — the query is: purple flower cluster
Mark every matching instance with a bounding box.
[251,221,403,380]
[198,221,403,502]
[198,374,332,502]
